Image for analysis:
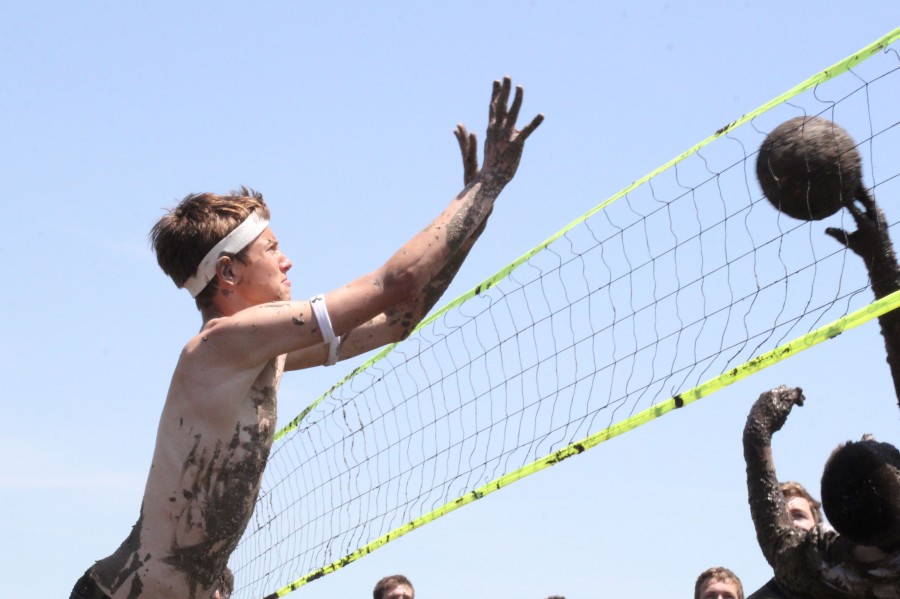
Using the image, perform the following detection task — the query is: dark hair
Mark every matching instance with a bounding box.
[821,438,900,549]
[373,574,413,599]
[150,187,270,308]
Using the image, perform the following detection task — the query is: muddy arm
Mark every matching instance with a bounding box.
[387,124,493,336]
[380,124,493,334]
[415,124,492,317]
[826,190,900,409]
[284,125,496,370]
[743,385,806,568]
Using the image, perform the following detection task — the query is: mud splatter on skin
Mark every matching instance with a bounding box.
[445,200,481,254]
[164,379,277,598]
[292,316,305,326]
[418,211,492,335]
[127,574,143,599]
[93,511,149,596]
[382,208,493,342]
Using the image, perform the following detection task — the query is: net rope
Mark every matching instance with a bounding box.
[229,28,900,599]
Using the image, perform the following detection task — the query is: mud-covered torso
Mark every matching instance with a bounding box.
[93,355,283,599]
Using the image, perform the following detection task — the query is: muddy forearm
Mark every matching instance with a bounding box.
[744,422,790,567]
[743,387,803,567]
[828,193,900,409]
[382,175,499,305]
[867,245,900,407]
[423,210,490,315]
[388,211,491,341]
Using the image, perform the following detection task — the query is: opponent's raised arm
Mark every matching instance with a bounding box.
[826,192,900,411]
[743,385,805,567]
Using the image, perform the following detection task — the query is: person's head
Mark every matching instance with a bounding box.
[373,574,414,599]
[694,567,743,599]
[780,480,822,531]
[821,437,900,550]
[150,187,284,310]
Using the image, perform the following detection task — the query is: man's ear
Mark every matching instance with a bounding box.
[216,255,237,287]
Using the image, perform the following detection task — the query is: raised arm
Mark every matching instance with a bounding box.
[210,77,542,370]
[285,122,500,370]
[825,190,900,410]
[743,385,806,567]
[321,77,541,336]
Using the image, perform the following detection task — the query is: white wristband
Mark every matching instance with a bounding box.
[310,294,340,366]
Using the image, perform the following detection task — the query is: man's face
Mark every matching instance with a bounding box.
[384,584,414,599]
[699,578,740,599]
[786,495,816,531]
[231,227,293,304]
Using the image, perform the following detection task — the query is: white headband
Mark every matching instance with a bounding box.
[181,211,270,297]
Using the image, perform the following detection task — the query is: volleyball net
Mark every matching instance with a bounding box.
[229,27,900,599]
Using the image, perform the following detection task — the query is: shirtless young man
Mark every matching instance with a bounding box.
[69,77,543,599]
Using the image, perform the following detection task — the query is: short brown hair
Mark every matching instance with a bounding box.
[694,566,743,599]
[780,480,823,525]
[373,574,413,599]
[149,187,270,306]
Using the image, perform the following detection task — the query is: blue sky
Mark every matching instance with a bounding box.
[2,2,900,598]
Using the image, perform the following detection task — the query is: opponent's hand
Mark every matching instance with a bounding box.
[454,123,479,186]
[749,385,804,436]
[481,76,543,187]
[825,187,889,261]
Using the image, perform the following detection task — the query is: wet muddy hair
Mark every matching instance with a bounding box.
[150,187,270,308]
[373,574,414,599]
[694,566,743,599]
[780,480,823,525]
[822,439,900,551]
[821,438,900,550]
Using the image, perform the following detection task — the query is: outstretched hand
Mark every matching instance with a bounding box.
[478,76,543,188]
[748,385,805,437]
[824,188,890,263]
